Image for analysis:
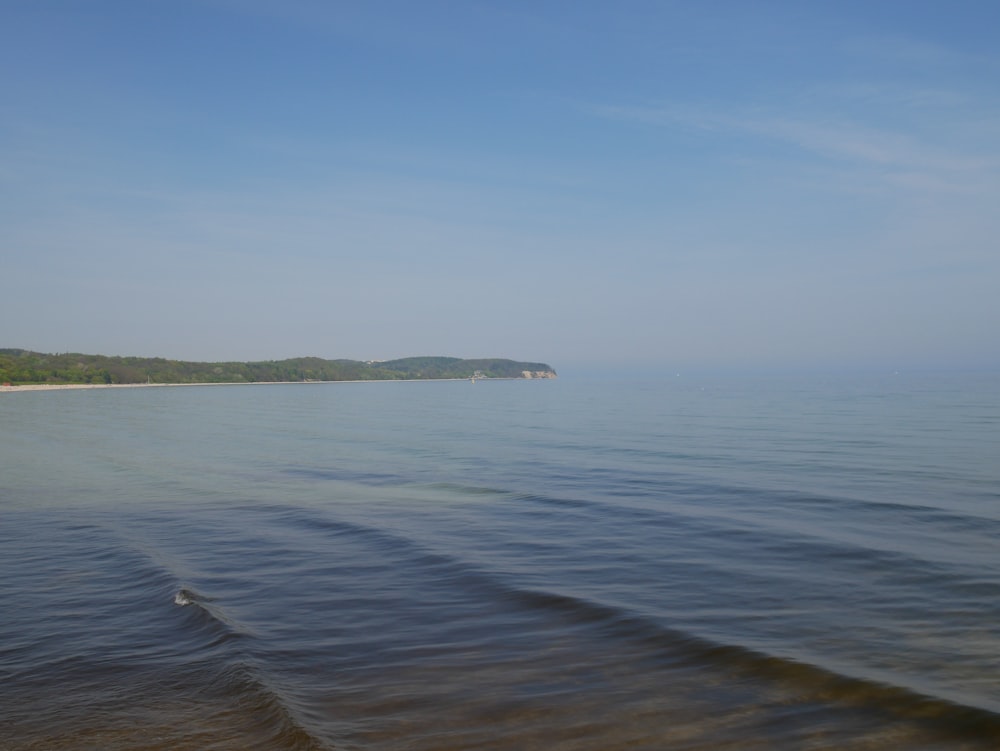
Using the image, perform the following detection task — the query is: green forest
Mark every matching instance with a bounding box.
[0,350,556,385]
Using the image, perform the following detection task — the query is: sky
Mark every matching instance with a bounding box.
[2,1,999,372]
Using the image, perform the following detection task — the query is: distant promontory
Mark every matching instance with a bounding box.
[0,350,557,386]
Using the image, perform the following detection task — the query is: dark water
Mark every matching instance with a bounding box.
[2,374,999,750]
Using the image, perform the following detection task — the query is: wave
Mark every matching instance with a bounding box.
[87,517,254,651]
[517,479,1000,535]
[206,662,331,751]
[508,487,1000,586]
[420,481,510,496]
[273,504,1000,743]
[281,465,407,486]
[171,586,251,648]
[121,547,327,748]
[495,583,1000,741]
[272,457,1000,540]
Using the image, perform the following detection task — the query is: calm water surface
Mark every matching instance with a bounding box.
[2,374,999,750]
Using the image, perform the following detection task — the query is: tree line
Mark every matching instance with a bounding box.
[0,349,555,385]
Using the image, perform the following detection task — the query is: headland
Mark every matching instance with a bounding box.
[0,350,557,390]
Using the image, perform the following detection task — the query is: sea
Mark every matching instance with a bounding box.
[1,372,999,750]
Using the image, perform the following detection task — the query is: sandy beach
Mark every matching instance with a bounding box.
[0,382,164,393]
[0,382,301,393]
[0,378,490,393]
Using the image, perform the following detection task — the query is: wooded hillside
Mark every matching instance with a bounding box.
[0,350,556,385]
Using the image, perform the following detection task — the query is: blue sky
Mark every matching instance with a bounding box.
[2,1,998,372]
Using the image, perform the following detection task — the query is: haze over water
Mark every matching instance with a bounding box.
[2,373,999,750]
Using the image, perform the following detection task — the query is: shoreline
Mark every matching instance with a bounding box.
[0,377,538,393]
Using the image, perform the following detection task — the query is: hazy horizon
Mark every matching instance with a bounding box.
[3,2,998,372]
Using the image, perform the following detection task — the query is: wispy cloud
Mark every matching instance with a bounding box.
[842,33,994,70]
[596,101,1000,194]
[740,117,997,173]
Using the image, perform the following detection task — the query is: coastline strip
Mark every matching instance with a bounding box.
[0,378,533,393]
